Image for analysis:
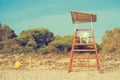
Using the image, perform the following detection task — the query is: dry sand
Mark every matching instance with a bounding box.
[0,53,120,80]
[0,69,120,80]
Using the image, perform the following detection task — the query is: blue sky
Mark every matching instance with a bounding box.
[0,0,120,43]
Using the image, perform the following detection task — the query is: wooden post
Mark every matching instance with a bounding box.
[29,55,32,68]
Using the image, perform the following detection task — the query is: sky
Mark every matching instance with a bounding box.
[0,0,120,43]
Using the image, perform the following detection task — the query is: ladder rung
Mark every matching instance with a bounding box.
[73,57,97,59]
[72,65,99,67]
[75,36,94,38]
[73,49,96,52]
[74,43,94,46]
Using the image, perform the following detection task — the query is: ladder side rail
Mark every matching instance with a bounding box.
[68,29,77,72]
[92,30,101,73]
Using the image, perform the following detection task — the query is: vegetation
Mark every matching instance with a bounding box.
[100,27,120,55]
[0,24,73,54]
[48,35,73,53]
[0,23,119,55]
[0,24,16,41]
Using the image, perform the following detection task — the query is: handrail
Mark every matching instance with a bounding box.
[76,28,92,31]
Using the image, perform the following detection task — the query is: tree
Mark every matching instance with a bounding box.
[0,24,17,53]
[17,28,54,50]
[50,35,73,53]
[101,27,120,54]
[0,24,16,41]
[0,22,2,27]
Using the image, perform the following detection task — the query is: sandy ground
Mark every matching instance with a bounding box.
[0,69,120,80]
[0,53,120,80]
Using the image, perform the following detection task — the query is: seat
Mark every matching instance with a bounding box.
[79,32,89,44]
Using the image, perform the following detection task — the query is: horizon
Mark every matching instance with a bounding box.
[0,0,120,43]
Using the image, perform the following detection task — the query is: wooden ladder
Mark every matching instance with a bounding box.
[68,28,101,73]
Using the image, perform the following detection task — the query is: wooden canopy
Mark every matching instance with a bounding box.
[71,11,96,24]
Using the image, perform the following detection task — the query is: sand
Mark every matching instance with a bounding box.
[0,69,120,80]
[0,53,120,80]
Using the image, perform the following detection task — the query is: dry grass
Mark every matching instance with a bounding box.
[0,53,120,80]
[0,53,69,70]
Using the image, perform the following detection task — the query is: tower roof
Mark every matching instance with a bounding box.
[71,11,96,24]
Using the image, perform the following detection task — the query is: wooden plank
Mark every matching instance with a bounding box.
[72,57,97,59]
[71,11,96,24]
[75,36,94,38]
[72,65,98,67]
[73,49,96,52]
[74,43,94,46]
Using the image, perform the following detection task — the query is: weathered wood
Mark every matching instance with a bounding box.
[71,11,96,24]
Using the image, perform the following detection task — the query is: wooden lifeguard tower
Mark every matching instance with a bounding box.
[68,11,101,73]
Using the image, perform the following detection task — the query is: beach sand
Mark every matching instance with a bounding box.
[0,53,120,80]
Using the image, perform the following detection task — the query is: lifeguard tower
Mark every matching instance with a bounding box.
[68,11,101,73]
